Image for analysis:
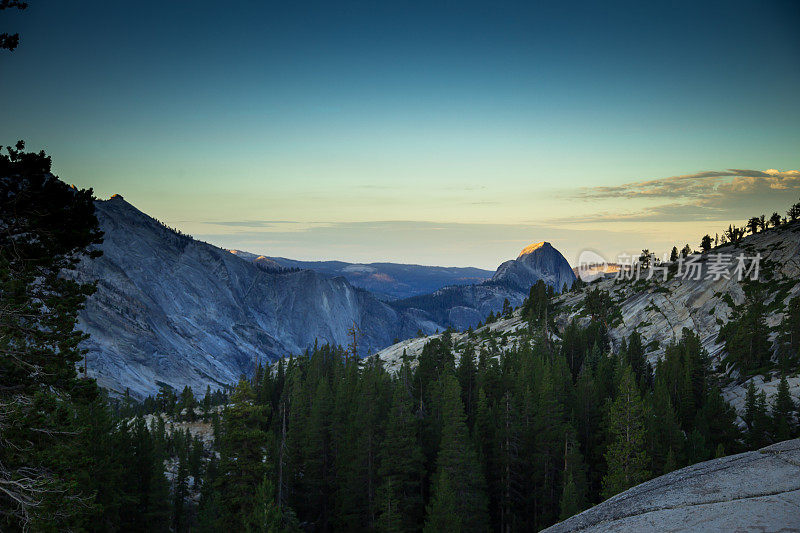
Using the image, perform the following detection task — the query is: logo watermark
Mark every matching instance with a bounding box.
[575,251,761,283]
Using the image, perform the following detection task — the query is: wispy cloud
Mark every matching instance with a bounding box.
[209,220,301,227]
[573,169,800,201]
[561,168,800,224]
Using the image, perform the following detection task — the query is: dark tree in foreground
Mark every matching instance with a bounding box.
[0,141,104,529]
[0,1,28,51]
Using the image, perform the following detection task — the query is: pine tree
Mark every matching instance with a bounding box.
[602,365,650,499]
[179,385,196,421]
[202,385,212,420]
[558,427,588,520]
[376,384,425,532]
[424,375,489,533]
[213,379,273,530]
[246,476,282,533]
[744,382,771,448]
[648,376,684,474]
[772,375,797,441]
[0,143,105,529]
[172,448,189,531]
[694,386,740,458]
[718,288,771,372]
[422,472,462,533]
[669,246,679,262]
[457,343,478,431]
[125,417,171,531]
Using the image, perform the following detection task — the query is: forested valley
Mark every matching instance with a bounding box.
[2,144,799,532]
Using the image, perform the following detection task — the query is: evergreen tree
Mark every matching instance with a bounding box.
[772,375,797,441]
[718,288,771,372]
[172,448,189,531]
[422,472,461,533]
[457,343,478,431]
[122,417,171,531]
[376,384,425,532]
[213,380,273,530]
[694,386,740,458]
[602,365,650,499]
[648,376,684,474]
[558,427,588,520]
[179,385,196,421]
[0,143,105,529]
[246,476,282,533]
[779,295,800,368]
[743,381,773,448]
[700,234,712,252]
[424,375,489,533]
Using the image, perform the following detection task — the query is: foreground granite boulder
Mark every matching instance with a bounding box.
[543,439,800,533]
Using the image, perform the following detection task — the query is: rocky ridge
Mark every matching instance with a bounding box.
[76,196,573,398]
[541,438,800,532]
[374,222,800,419]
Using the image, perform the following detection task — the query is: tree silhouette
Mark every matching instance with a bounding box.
[746,217,761,235]
[0,1,28,51]
[700,235,712,252]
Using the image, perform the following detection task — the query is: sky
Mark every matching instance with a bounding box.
[2,0,799,268]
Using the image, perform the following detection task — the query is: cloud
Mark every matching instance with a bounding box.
[573,169,800,201]
[561,168,800,224]
[209,220,301,227]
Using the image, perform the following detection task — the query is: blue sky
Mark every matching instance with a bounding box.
[2,0,799,268]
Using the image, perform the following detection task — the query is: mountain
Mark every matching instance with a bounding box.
[557,223,800,388]
[75,197,575,398]
[75,196,421,398]
[376,220,800,419]
[388,241,576,330]
[542,438,800,533]
[228,251,493,300]
[491,241,576,292]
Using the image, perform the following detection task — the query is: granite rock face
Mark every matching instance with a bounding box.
[76,197,415,398]
[375,223,800,421]
[542,439,800,533]
[390,241,576,331]
[76,198,576,398]
[492,241,577,293]
[556,222,800,416]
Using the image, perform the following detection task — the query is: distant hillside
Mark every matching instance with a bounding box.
[75,198,575,397]
[228,250,493,300]
[388,241,576,330]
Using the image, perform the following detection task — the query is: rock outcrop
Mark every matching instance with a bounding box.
[389,241,576,331]
[556,222,800,417]
[374,223,800,419]
[492,241,576,293]
[542,439,800,533]
[76,197,415,398]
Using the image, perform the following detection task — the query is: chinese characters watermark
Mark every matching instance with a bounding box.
[575,250,761,283]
